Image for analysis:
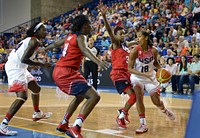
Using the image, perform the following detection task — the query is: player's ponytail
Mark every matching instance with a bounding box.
[141,30,153,47]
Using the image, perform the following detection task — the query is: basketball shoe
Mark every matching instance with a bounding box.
[117,109,130,123]
[66,125,83,138]
[32,110,52,121]
[135,124,148,134]
[164,108,175,120]
[116,116,127,129]
[0,124,17,136]
[56,120,69,133]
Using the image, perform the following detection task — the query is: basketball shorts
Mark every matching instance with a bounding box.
[53,66,91,96]
[5,61,35,92]
[114,80,132,94]
[110,70,132,94]
[130,73,160,96]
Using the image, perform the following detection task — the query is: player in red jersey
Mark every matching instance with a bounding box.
[100,4,141,129]
[44,14,109,138]
[128,31,175,134]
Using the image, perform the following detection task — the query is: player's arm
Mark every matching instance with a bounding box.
[126,38,138,47]
[21,38,49,67]
[128,48,147,77]
[77,35,109,70]
[100,4,119,49]
[44,38,65,51]
[153,47,161,69]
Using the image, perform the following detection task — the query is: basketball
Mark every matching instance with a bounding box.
[156,68,172,83]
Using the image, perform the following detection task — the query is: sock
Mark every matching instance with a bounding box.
[73,114,86,127]
[2,113,12,125]
[34,105,39,112]
[118,110,126,119]
[139,114,146,125]
[61,113,71,124]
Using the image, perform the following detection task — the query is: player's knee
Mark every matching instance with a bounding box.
[34,86,41,93]
[17,96,28,102]
[127,93,136,105]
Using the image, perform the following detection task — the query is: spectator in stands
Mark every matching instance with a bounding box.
[101,36,110,48]
[175,55,190,94]
[188,54,200,94]
[192,28,200,43]
[161,57,178,93]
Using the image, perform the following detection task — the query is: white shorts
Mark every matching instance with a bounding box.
[130,72,160,96]
[5,61,35,92]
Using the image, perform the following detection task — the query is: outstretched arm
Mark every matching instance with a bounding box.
[21,38,51,68]
[77,35,109,70]
[100,4,118,48]
[44,38,66,51]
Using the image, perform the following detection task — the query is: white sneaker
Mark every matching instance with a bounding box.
[164,108,175,120]
[135,124,148,134]
[0,124,18,136]
[32,111,52,121]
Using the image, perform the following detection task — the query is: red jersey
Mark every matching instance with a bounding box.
[56,34,84,70]
[110,44,130,81]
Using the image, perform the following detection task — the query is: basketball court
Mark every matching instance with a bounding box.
[0,83,192,138]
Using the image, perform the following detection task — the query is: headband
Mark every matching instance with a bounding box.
[34,22,44,33]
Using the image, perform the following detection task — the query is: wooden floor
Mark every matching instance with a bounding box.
[0,84,191,138]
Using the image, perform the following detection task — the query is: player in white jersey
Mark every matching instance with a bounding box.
[128,31,175,134]
[0,22,52,136]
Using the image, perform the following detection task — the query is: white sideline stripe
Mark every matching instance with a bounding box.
[11,116,132,138]
[0,105,191,109]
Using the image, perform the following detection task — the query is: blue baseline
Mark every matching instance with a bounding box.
[0,126,65,138]
[98,87,192,100]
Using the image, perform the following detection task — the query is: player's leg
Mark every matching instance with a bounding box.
[134,85,148,134]
[0,87,27,136]
[66,87,100,138]
[27,73,52,121]
[57,95,84,133]
[116,80,136,129]
[130,75,148,134]
[147,83,175,120]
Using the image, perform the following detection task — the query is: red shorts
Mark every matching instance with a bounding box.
[110,69,131,82]
[53,66,91,95]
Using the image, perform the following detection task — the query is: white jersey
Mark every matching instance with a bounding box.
[134,45,155,76]
[130,45,160,95]
[8,37,38,69]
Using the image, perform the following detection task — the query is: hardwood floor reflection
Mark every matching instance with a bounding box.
[0,84,191,138]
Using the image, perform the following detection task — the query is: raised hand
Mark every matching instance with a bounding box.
[99,3,108,16]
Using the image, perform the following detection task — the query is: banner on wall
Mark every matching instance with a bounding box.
[30,66,114,88]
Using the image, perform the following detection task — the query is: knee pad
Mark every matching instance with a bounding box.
[16,97,27,102]
[31,91,40,95]
[127,92,136,105]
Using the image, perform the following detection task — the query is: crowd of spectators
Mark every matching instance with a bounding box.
[0,0,200,94]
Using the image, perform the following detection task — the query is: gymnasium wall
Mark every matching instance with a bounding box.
[0,0,92,32]
[0,0,31,32]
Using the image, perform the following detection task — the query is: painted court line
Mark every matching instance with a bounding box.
[12,116,132,138]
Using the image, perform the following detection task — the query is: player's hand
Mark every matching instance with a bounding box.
[42,63,52,68]
[99,3,107,16]
[98,60,110,71]
[143,73,153,81]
